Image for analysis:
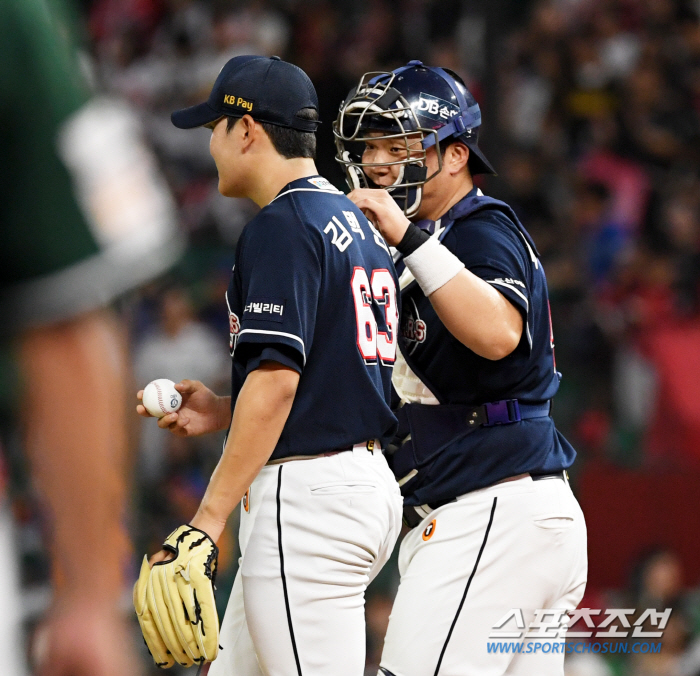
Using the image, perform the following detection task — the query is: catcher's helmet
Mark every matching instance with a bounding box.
[334,60,495,217]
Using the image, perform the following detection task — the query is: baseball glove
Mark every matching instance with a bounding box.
[133,525,220,668]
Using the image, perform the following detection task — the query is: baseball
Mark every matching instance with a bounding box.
[142,379,182,419]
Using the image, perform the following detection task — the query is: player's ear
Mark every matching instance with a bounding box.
[238,115,257,150]
[447,142,470,175]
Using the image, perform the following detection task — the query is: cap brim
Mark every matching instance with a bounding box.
[465,141,497,176]
[171,102,223,129]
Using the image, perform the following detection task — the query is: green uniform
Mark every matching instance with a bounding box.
[0,0,183,332]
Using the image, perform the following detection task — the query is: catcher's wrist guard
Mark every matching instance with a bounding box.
[403,236,465,296]
[133,525,220,668]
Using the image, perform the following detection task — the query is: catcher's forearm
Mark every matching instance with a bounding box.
[21,310,128,601]
[191,362,300,541]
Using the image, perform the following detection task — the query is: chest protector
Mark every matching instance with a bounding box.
[389,193,551,495]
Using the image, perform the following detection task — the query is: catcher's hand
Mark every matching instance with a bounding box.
[133,525,220,668]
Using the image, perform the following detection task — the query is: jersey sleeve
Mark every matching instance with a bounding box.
[241,344,304,376]
[235,213,322,368]
[449,211,534,349]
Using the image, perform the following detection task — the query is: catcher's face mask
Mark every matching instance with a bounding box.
[334,62,495,218]
[333,71,441,219]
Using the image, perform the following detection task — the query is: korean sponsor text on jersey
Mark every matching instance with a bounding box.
[226,176,400,460]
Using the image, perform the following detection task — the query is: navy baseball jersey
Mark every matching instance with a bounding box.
[395,188,576,506]
[226,176,399,460]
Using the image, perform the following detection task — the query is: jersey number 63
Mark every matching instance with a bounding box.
[351,267,398,366]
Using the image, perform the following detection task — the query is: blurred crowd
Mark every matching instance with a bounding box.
[6,0,700,673]
[492,0,700,474]
[81,0,700,468]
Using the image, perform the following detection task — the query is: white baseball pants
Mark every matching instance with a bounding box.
[380,474,587,676]
[209,445,403,676]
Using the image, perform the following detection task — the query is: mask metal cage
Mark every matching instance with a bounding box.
[333,70,443,218]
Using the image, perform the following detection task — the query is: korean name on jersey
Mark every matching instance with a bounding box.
[226,176,400,461]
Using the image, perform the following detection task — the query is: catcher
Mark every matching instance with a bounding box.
[338,61,588,675]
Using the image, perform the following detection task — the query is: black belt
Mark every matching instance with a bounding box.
[402,470,568,529]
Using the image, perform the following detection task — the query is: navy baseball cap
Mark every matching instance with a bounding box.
[171,55,320,131]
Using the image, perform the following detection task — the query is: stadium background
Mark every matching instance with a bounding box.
[4,0,700,674]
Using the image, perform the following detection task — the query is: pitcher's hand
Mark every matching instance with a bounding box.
[137,380,230,437]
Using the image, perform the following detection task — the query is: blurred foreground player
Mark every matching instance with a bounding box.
[0,0,182,673]
[337,61,587,675]
[134,56,402,674]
